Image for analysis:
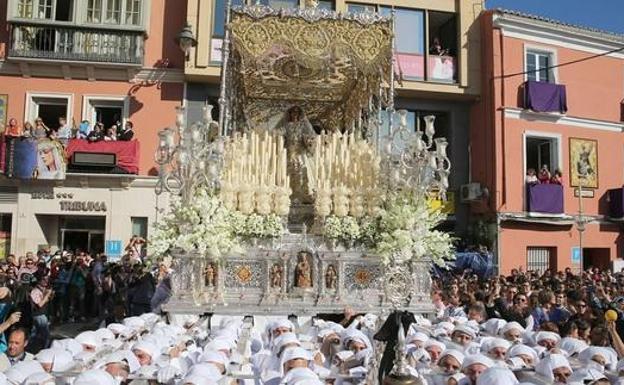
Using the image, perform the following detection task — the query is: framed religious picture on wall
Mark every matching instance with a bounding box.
[569,137,598,189]
[0,94,7,130]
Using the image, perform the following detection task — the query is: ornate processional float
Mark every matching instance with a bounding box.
[152,1,454,317]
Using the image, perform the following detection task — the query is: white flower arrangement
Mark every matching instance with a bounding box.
[150,188,285,260]
[324,215,361,243]
[150,187,242,259]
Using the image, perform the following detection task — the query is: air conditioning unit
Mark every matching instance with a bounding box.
[460,183,483,202]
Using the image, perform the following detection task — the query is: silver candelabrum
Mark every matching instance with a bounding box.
[381,110,451,201]
[155,104,224,205]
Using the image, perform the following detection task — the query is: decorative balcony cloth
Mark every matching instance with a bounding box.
[524,80,568,113]
[608,188,624,218]
[527,183,564,214]
[66,139,140,174]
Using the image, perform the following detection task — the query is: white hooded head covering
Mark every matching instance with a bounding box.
[482,319,508,336]
[440,349,465,366]
[35,348,74,372]
[281,347,312,369]
[500,322,524,337]
[476,367,519,385]
[5,361,45,385]
[453,325,477,340]
[132,341,159,360]
[462,354,494,371]
[272,332,301,356]
[507,344,538,363]
[342,329,372,350]
[559,337,589,357]
[535,353,571,381]
[182,374,218,385]
[481,338,511,354]
[569,368,608,385]
[578,346,617,371]
[535,331,561,345]
[51,338,85,357]
[23,372,54,385]
[73,370,117,385]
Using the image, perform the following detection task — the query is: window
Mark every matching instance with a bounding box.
[317,0,334,10]
[526,50,555,83]
[213,0,244,38]
[37,0,52,18]
[0,214,12,260]
[87,0,102,22]
[347,3,376,13]
[82,96,129,129]
[349,4,426,80]
[526,247,554,274]
[525,135,560,177]
[54,0,72,21]
[17,0,34,18]
[428,11,457,82]
[124,0,141,24]
[259,0,298,9]
[131,217,148,239]
[27,93,73,130]
[106,0,121,23]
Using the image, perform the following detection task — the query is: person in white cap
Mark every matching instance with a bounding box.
[480,338,510,362]
[534,331,560,351]
[570,368,609,385]
[535,353,572,384]
[34,348,74,372]
[461,354,493,385]
[73,369,117,385]
[578,346,617,372]
[425,340,446,365]
[451,326,476,348]
[23,371,55,385]
[475,367,518,385]
[132,340,159,367]
[281,347,312,375]
[499,322,524,343]
[506,344,538,369]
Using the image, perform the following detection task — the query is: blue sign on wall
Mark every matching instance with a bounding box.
[571,247,581,264]
[105,240,123,258]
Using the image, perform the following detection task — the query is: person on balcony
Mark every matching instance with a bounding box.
[33,118,49,139]
[551,169,563,185]
[430,37,449,56]
[5,118,23,137]
[525,168,538,185]
[104,125,118,142]
[22,122,34,138]
[538,165,551,184]
[77,120,92,140]
[87,123,105,143]
[118,121,134,141]
[57,117,72,146]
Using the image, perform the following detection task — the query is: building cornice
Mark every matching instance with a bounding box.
[503,107,624,133]
[492,12,624,59]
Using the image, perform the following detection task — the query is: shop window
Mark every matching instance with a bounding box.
[428,11,457,82]
[526,49,556,83]
[525,135,560,177]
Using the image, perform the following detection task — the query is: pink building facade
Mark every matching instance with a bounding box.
[471,10,624,274]
[0,0,186,255]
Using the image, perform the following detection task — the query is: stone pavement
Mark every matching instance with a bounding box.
[50,321,100,340]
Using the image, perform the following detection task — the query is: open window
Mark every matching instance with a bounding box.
[82,96,129,129]
[14,0,73,20]
[427,11,457,82]
[27,93,73,130]
[525,135,560,176]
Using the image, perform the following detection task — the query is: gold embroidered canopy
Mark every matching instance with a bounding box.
[227,5,393,132]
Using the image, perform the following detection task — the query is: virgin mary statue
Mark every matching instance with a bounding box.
[273,106,316,203]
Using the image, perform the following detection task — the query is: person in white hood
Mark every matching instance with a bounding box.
[535,353,572,384]
[132,341,159,366]
[475,367,518,385]
[34,348,74,372]
[461,354,493,385]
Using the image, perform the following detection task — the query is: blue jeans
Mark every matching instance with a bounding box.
[31,314,50,350]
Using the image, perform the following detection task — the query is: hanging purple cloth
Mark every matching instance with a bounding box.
[527,183,564,214]
[524,80,568,113]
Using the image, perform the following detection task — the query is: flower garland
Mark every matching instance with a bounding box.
[324,215,360,243]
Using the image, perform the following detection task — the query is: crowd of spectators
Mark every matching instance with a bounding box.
[526,165,563,185]
[4,116,135,144]
[0,236,169,354]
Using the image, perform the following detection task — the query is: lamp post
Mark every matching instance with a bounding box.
[576,171,588,274]
[176,22,198,60]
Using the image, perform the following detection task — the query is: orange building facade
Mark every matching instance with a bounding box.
[0,0,186,255]
[471,10,624,274]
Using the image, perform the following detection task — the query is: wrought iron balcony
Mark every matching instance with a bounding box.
[8,22,144,65]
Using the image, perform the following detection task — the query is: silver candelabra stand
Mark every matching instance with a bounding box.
[155,104,224,205]
[154,104,225,305]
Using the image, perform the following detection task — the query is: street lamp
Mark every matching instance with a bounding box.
[576,171,589,274]
[176,22,197,59]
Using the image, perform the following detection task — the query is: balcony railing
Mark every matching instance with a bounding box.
[527,183,564,215]
[8,22,144,65]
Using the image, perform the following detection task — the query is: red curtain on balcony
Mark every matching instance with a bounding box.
[66,139,140,174]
